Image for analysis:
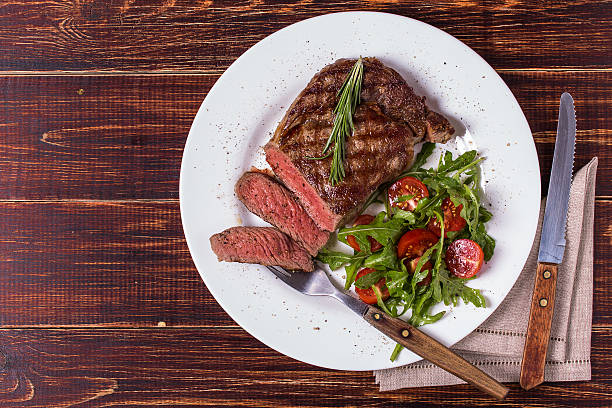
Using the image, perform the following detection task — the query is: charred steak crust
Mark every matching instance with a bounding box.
[210,226,314,272]
[235,171,330,256]
[275,58,454,144]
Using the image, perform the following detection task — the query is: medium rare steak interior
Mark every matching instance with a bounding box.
[266,58,455,231]
[235,171,330,256]
[210,227,314,272]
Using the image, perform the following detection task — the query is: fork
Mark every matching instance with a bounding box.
[266,265,509,400]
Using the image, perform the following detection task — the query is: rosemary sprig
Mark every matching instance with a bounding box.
[311,57,364,185]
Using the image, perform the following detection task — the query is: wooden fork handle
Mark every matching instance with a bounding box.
[520,262,559,390]
[363,305,509,400]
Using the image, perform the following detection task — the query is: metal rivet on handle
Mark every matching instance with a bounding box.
[373,313,381,321]
[543,270,551,279]
[401,329,410,338]
[539,298,548,307]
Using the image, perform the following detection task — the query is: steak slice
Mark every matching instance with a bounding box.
[210,226,314,272]
[235,171,330,256]
[266,57,454,231]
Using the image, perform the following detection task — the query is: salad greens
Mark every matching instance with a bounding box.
[316,143,495,361]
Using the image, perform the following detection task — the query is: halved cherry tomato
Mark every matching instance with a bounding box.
[346,214,383,253]
[445,239,484,278]
[397,229,438,259]
[388,176,429,211]
[427,197,467,237]
[354,268,390,305]
[407,257,433,286]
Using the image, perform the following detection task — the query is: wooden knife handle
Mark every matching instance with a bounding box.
[363,305,509,400]
[520,262,559,390]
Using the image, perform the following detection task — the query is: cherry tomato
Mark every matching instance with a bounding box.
[346,214,383,253]
[427,197,467,237]
[445,239,484,278]
[388,176,429,211]
[406,257,433,286]
[354,268,390,305]
[397,229,438,259]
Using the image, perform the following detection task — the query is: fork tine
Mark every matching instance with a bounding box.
[265,266,295,286]
[268,265,293,277]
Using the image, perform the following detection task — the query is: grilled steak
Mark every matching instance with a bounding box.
[265,57,454,231]
[235,171,330,256]
[210,226,314,272]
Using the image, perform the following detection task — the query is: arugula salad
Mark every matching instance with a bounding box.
[317,143,495,361]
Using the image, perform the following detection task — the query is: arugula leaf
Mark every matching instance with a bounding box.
[354,269,385,289]
[479,206,493,223]
[472,223,496,261]
[364,240,398,270]
[438,150,477,174]
[344,258,364,289]
[374,286,395,316]
[409,297,445,327]
[408,142,436,172]
[460,285,486,308]
[438,266,486,308]
[383,296,410,317]
[338,212,407,248]
[384,269,410,297]
[392,208,417,223]
[316,248,368,270]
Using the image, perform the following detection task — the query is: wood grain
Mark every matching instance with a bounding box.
[520,263,559,390]
[0,201,217,326]
[501,71,611,196]
[0,200,609,327]
[0,1,609,406]
[0,327,608,407]
[0,1,610,72]
[0,75,214,200]
[0,71,609,200]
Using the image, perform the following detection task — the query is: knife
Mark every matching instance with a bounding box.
[519,92,576,390]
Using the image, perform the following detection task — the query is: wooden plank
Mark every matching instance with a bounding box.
[0,200,608,327]
[0,1,610,71]
[0,327,608,407]
[501,71,610,197]
[0,201,219,326]
[0,71,609,200]
[0,75,214,199]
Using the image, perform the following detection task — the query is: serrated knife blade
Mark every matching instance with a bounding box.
[538,92,576,264]
[520,92,576,390]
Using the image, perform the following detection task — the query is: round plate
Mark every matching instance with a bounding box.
[179,12,540,371]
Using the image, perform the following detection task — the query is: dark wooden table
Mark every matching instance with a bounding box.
[0,1,609,406]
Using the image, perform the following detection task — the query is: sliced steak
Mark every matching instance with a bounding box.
[235,171,330,256]
[210,226,314,272]
[266,57,454,231]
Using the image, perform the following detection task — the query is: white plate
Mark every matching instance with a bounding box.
[179,12,540,371]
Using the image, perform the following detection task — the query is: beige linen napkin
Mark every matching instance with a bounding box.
[375,158,597,390]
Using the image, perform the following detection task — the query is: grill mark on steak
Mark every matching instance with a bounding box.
[210,226,314,272]
[235,171,330,256]
[266,57,454,231]
[276,58,454,144]
[267,103,416,231]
